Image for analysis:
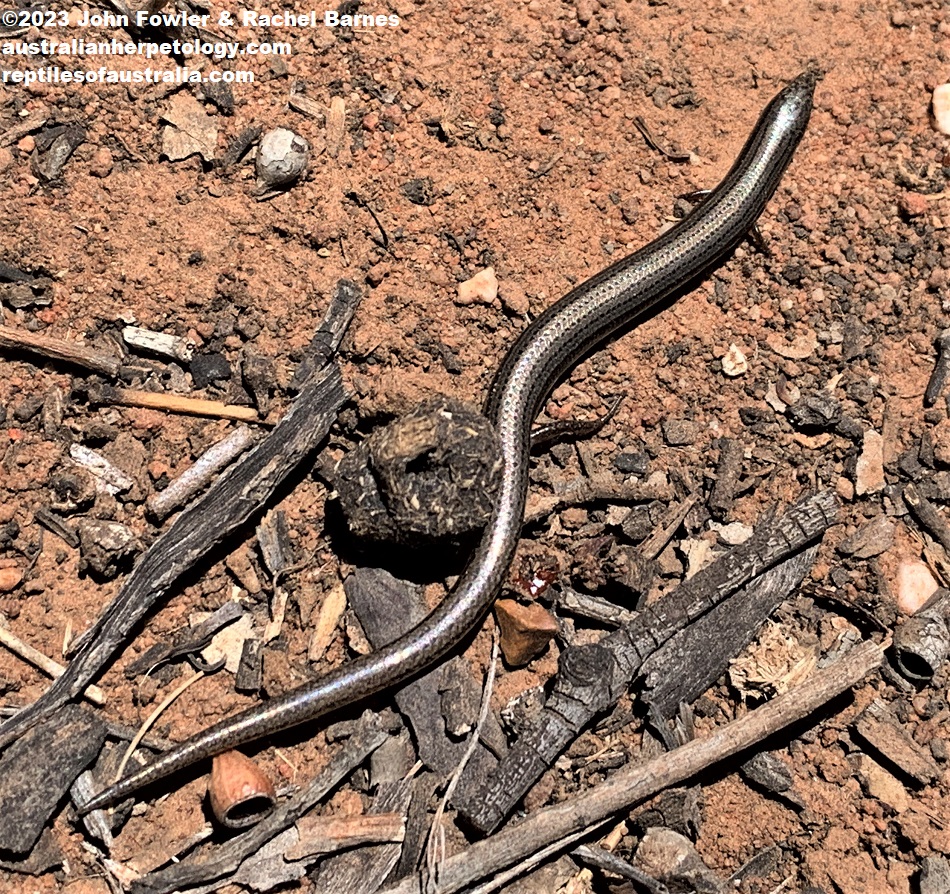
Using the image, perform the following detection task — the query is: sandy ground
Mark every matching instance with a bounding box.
[0,0,949,891]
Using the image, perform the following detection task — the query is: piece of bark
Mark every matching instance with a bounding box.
[344,567,506,774]
[636,494,700,561]
[258,509,293,579]
[852,699,940,785]
[0,281,358,752]
[287,811,405,859]
[381,641,883,894]
[456,491,838,833]
[893,587,950,682]
[235,637,264,692]
[131,711,394,894]
[0,704,105,854]
[924,329,950,408]
[554,586,637,627]
[640,546,818,728]
[0,830,62,875]
[310,779,412,894]
[122,325,195,363]
[740,752,805,810]
[904,482,950,555]
[708,438,743,520]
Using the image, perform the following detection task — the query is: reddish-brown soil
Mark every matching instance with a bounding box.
[0,0,949,891]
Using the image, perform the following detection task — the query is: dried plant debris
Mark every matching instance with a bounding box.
[332,395,502,545]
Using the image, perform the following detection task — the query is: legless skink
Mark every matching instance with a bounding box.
[83,71,815,812]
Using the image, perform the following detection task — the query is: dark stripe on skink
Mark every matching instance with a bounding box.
[82,72,815,813]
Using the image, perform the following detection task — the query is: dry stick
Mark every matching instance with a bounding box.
[114,671,205,784]
[147,425,257,520]
[459,490,838,833]
[384,640,884,894]
[98,386,261,423]
[425,627,500,889]
[0,625,106,705]
[0,322,121,377]
[525,475,673,524]
[0,279,360,751]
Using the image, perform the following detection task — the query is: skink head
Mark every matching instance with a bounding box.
[770,70,819,132]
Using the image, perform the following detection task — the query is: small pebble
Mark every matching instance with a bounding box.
[932,84,950,135]
[190,352,232,388]
[721,343,748,377]
[0,147,13,173]
[614,452,649,475]
[662,418,696,447]
[499,282,529,315]
[89,146,113,178]
[456,267,498,306]
[899,191,930,218]
[895,559,938,614]
[494,599,558,666]
[714,522,754,546]
[0,566,22,593]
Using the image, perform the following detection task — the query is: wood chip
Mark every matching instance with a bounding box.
[326,96,346,157]
[309,582,347,662]
[286,812,405,860]
[853,699,940,785]
[0,705,106,854]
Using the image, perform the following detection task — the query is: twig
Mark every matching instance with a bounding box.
[0,280,358,751]
[115,671,205,784]
[96,386,261,423]
[147,426,257,520]
[0,625,105,705]
[382,640,883,894]
[0,322,121,377]
[524,475,674,524]
[425,627,500,889]
[572,845,667,893]
[925,329,950,407]
[632,116,691,162]
[638,493,699,561]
